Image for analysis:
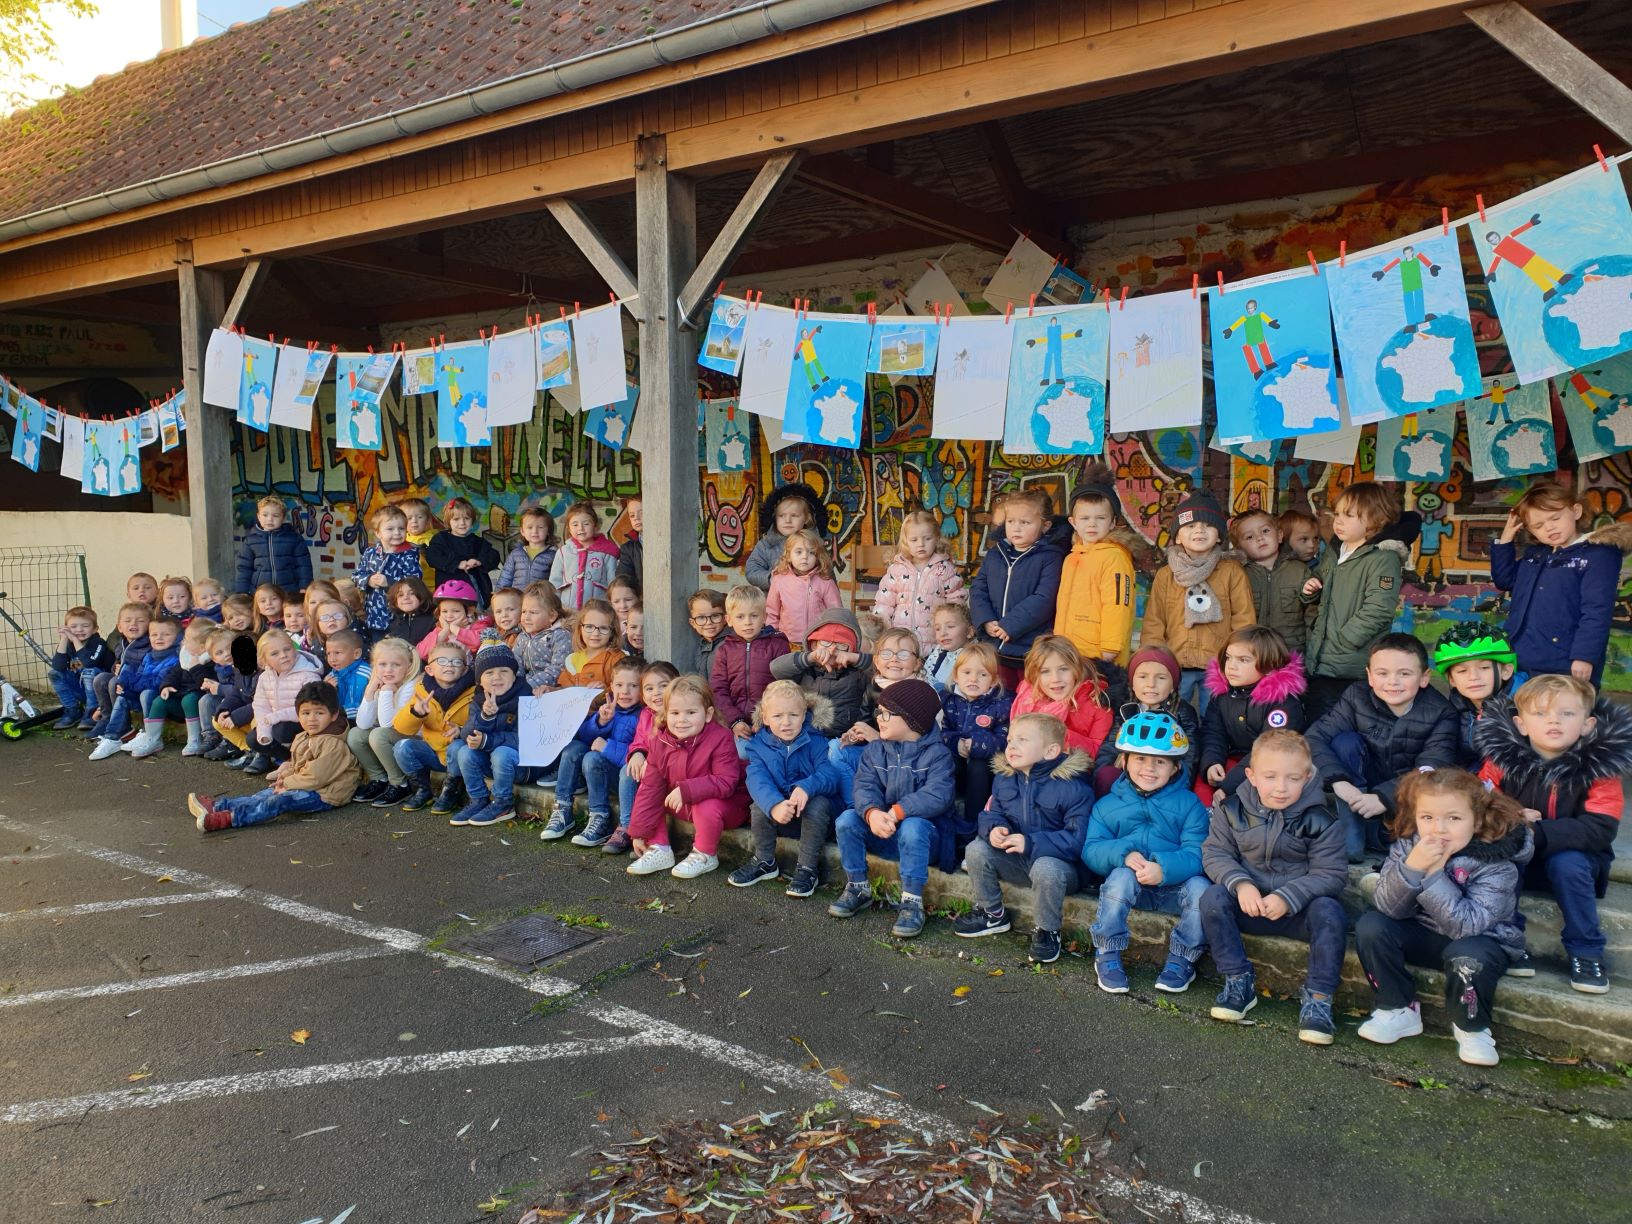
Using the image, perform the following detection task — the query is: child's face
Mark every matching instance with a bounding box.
[609,668,642,708]
[1130,661,1173,707]
[403,505,431,535]
[283,605,308,633]
[317,604,351,636]
[1235,517,1282,564]
[146,622,179,653]
[1124,752,1179,792]
[264,638,297,674]
[932,610,973,651]
[195,587,222,612]
[65,615,95,643]
[787,539,820,574]
[774,498,812,538]
[395,587,423,614]
[1003,502,1043,550]
[874,638,920,682]
[567,511,596,546]
[728,601,766,641]
[482,666,517,699]
[210,641,235,667]
[762,693,805,742]
[426,651,466,685]
[902,520,939,563]
[447,510,474,537]
[1069,500,1115,546]
[373,651,407,687]
[162,587,192,615]
[491,596,521,632]
[437,601,469,631]
[1176,521,1219,554]
[623,609,644,650]
[1221,643,1262,689]
[520,516,549,546]
[223,607,251,632]
[665,691,709,740]
[625,499,643,533]
[1244,747,1311,811]
[1004,721,1058,772]
[326,641,362,672]
[1447,659,1505,705]
[1367,649,1430,711]
[876,705,918,743]
[953,658,996,699]
[1035,653,1076,701]
[689,601,725,641]
[1330,501,1368,544]
[127,575,158,606]
[520,596,555,634]
[256,590,282,619]
[609,587,636,617]
[1523,502,1584,548]
[578,610,615,651]
[296,700,336,737]
[641,674,671,714]
[376,516,408,549]
[1283,522,1319,562]
[1414,789,1476,857]
[1515,694,1597,758]
[256,504,286,532]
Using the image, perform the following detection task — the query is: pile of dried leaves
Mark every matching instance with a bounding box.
[516,1105,1153,1223]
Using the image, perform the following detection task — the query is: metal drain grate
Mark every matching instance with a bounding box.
[448,915,601,968]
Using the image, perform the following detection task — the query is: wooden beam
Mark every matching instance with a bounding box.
[1466,2,1632,145]
[308,242,587,304]
[796,152,1016,252]
[30,295,181,328]
[543,199,639,303]
[726,224,949,278]
[221,258,269,330]
[677,149,803,328]
[176,239,233,585]
[978,121,1048,230]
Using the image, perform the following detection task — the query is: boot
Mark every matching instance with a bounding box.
[181,718,204,757]
[430,776,466,815]
[203,741,238,762]
[239,751,273,775]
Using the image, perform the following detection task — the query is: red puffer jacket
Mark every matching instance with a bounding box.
[708,626,791,727]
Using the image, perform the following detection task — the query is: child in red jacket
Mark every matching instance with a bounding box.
[1009,635,1112,760]
[710,584,791,743]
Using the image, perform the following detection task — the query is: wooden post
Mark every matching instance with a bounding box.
[634,134,700,673]
[176,239,232,584]
[1466,2,1632,145]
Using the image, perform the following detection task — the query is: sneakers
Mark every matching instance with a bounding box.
[188,793,232,833]
[398,782,435,812]
[1570,956,1610,994]
[1506,949,1537,978]
[672,851,719,879]
[952,906,1011,938]
[448,798,488,827]
[52,711,80,730]
[785,866,819,898]
[203,740,238,762]
[1453,1025,1499,1067]
[1210,971,1257,1022]
[239,752,273,775]
[1154,956,1196,993]
[88,736,123,761]
[1358,1003,1423,1045]
[1028,928,1062,965]
[827,881,873,919]
[728,858,781,888]
[1297,988,1335,1046]
[572,811,617,848]
[601,828,633,855]
[539,807,575,841]
[1094,951,1130,994]
[626,844,677,875]
[430,779,466,815]
[891,895,925,939]
[223,751,253,770]
[370,782,415,809]
[353,779,388,805]
[128,729,165,759]
[465,800,514,828]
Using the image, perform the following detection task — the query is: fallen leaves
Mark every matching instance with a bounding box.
[952,985,972,998]
[290,1029,312,1045]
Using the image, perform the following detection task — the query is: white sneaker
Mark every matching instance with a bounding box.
[89,737,124,761]
[118,732,142,752]
[129,730,164,759]
[1357,1003,1423,1045]
[1453,1025,1499,1067]
[626,844,677,876]
[671,851,718,880]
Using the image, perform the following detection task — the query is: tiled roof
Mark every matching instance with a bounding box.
[0,0,765,225]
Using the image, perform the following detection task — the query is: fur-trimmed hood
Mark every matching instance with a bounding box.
[757,482,828,537]
[1202,652,1307,703]
[991,747,1093,779]
[1474,693,1632,789]
[1585,521,1632,553]
[750,692,837,734]
[1374,537,1412,565]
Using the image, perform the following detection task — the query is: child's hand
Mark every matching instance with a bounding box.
[214,713,234,732]
[1206,764,1227,785]
[1259,893,1289,921]
[114,683,125,695]
[1133,859,1164,886]
[788,786,809,813]
[1522,807,1542,824]
[483,693,498,717]
[1499,509,1523,544]
[459,559,479,571]
[597,702,615,725]
[368,573,388,589]
[958,737,971,758]
[1003,831,1026,855]
[411,699,429,717]
[1302,577,1323,597]
[159,686,175,699]
[202,679,219,695]
[56,628,69,647]
[632,837,649,855]
[771,799,796,824]
[1123,851,1149,871]
[591,737,607,753]
[1350,791,1387,819]
[988,825,1011,849]
[466,729,485,749]
[664,787,684,813]
[983,620,1009,643]
[325,673,338,687]
[1405,837,1449,875]
[831,649,860,669]
[1235,882,1264,917]
[532,684,550,697]
[1571,660,1594,682]
[628,754,647,782]
[865,807,896,838]
[733,720,752,740]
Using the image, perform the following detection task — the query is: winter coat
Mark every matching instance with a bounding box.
[941,685,1014,759]
[744,705,848,812]
[628,719,749,836]
[710,626,792,727]
[51,636,114,676]
[233,523,312,595]
[1139,554,1255,671]
[1371,825,1533,960]
[424,530,501,605]
[1490,523,1632,685]
[615,534,643,591]
[216,637,260,727]
[251,652,323,740]
[514,624,573,690]
[1053,534,1137,666]
[1095,697,1202,780]
[385,610,436,648]
[1203,772,1347,914]
[969,524,1070,666]
[354,683,417,733]
[328,657,372,716]
[1301,539,1406,680]
[570,699,644,767]
[497,544,557,593]
[874,555,968,653]
[747,483,829,590]
[391,675,476,761]
[416,623,483,661]
[126,644,181,698]
[1307,680,1458,811]
[852,726,959,869]
[466,687,525,755]
[280,717,364,806]
[627,707,658,761]
[111,634,152,694]
[1241,551,1315,655]
[1081,772,1210,882]
[550,535,621,611]
[1200,654,1307,792]
[1448,674,1526,769]
[766,570,843,646]
[981,749,1095,868]
[159,657,214,698]
[560,646,623,693]
[770,650,872,732]
[1011,679,1113,760]
[356,545,424,631]
[1476,695,1632,863]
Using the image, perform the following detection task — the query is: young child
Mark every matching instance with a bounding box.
[390,640,475,814]
[145,618,217,756]
[1082,711,1210,994]
[49,605,113,729]
[233,495,312,594]
[349,635,422,807]
[356,505,425,636]
[282,598,311,650]
[219,594,254,634]
[1230,509,1313,654]
[1279,508,1322,565]
[453,643,530,828]
[159,576,196,624]
[711,584,791,741]
[841,626,923,744]
[607,575,640,626]
[497,504,558,592]
[252,583,287,633]
[384,578,435,646]
[1053,465,1136,668]
[940,642,1013,823]
[86,598,152,735]
[731,680,849,897]
[1491,479,1632,686]
[190,682,362,832]
[559,598,624,691]
[1140,490,1254,711]
[515,582,573,692]
[606,661,680,856]
[311,600,356,658]
[425,496,501,605]
[417,580,484,660]
[399,497,437,549]
[1095,645,1200,795]
[687,588,729,676]
[970,488,1069,690]
[828,679,955,939]
[770,608,873,734]
[873,510,967,654]
[615,495,643,591]
[622,602,645,656]
[1476,674,1632,993]
[746,482,825,591]
[198,627,254,760]
[955,711,1092,965]
[1200,730,1348,1045]
[767,529,842,649]
[89,613,181,761]
[545,656,645,844]
[625,674,750,878]
[1308,633,1458,862]
[1300,481,1406,720]
[1433,622,1523,767]
[923,603,974,694]
[301,580,341,633]
[480,587,523,648]
[1010,635,1112,760]
[245,628,322,770]
[1199,626,1306,804]
[550,501,620,611]
[192,578,225,623]
[324,629,371,720]
[1356,766,1531,1066]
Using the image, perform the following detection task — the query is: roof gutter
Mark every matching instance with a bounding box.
[0,0,897,246]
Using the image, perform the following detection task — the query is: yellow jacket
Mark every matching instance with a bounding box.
[391,679,475,762]
[1053,537,1136,666]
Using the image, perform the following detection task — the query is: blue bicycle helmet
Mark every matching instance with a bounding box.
[1114,710,1190,757]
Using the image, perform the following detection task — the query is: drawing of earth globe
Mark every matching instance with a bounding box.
[1540,254,1632,366]
[1028,376,1105,454]
[1374,314,1478,413]
[1491,419,1557,473]
[1392,430,1452,481]
[1150,427,1199,469]
[803,376,866,446]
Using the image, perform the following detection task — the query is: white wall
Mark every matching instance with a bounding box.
[0,509,194,623]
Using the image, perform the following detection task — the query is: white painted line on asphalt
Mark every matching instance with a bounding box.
[0,1033,667,1123]
[0,947,401,1009]
[0,889,239,922]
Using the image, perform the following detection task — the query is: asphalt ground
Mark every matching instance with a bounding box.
[2,732,1630,1224]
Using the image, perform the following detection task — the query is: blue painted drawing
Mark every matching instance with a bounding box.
[783,314,869,448]
[704,397,752,473]
[1003,305,1108,455]
[336,352,396,451]
[1209,273,1340,442]
[10,392,43,471]
[1463,376,1555,482]
[238,336,277,433]
[698,297,749,375]
[535,320,574,390]
[434,340,490,447]
[1374,403,1456,482]
[868,320,937,376]
[584,382,639,452]
[1556,351,1632,462]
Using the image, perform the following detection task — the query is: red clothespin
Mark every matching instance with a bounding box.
[367,345,374,354]
[1442,207,1451,236]
[1338,241,1347,268]
[609,291,617,306]
[726,401,736,422]
[1307,250,1320,275]
[1101,287,1112,307]
[1216,270,1226,294]
[1477,194,1487,223]
[573,302,581,319]
[1003,302,1014,323]
[1596,143,1610,172]
[267,333,275,344]
[1027,293,1037,317]
[866,301,877,325]
[1191,273,1199,299]
[329,343,338,354]
[306,339,317,352]
[438,333,445,349]
[714,281,725,300]
[559,305,568,322]
[1118,286,1129,310]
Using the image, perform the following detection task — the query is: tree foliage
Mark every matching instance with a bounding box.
[1,0,99,115]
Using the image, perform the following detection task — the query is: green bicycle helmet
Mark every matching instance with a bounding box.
[1432,621,1517,674]
[1114,711,1190,757]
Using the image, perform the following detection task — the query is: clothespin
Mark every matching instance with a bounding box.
[559,305,568,322]
[1596,143,1610,172]
[714,281,725,300]
[1477,194,1487,223]
[1217,270,1226,294]
[367,345,374,355]
[1118,286,1129,310]
[609,291,617,306]
[306,339,317,352]
[866,301,877,324]
[1307,250,1320,275]
[574,302,581,319]
[329,343,338,354]
[1027,293,1037,317]
[1338,241,1347,268]
[1003,302,1014,323]
[1101,287,1112,307]
[267,333,275,344]
[1191,273,1199,298]
[438,333,445,349]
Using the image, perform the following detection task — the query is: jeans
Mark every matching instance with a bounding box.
[749,794,836,874]
[1090,866,1208,961]
[964,839,1078,932]
[90,693,139,739]
[617,764,640,828]
[91,671,117,722]
[1179,668,1209,716]
[462,745,519,804]
[556,739,618,815]
[49,667,102,718]
[198,693,222,743]
[1355,910,1506,1032]
[216,788,331,828]
[834,807,935,897]
[1323,729,1390,860]
[1526,848,1611,960]
[393,736,463,785]
[1199,884,1348,996]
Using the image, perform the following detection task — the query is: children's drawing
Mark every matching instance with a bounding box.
[433,340,490,447]
[931,316,1015,440]
[1470,165,1632,384]
[268,346,331,431]
[237,336,278,433]
[335,352,397,451]
[402,347,438,396]
[1209,272,1340,442]
[113,418,142,496]
[868,319,937,377]
[904,262,969,317]
[1327,228,1481,424]
[0,378,15,417]
[698,296,749,375]
[1003,304,1109,455]
[1108,289,1203,432]
[1556,350,1632,462]
[81,418,111,495]
[10,392,43,471]
[982,233,1057,313]
[485,328,537,427]
[738,303,798,420]
[570,302,627,412]
[202,327,243,410]
[137,409,159,447]
[1040,264,1094,307]
[41,406,61,443]
[1463,375,1555,482]
[1374,403,1457,482]
[584,382,639,452]
[782,313,869,447]
[1208,431,1282,466]
[58,413,83,480]
[157,393,183,453]
[704,398,753,473]
[534,319,574,390]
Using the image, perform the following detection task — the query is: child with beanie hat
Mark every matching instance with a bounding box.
[452,643,527,827]
[1094,644,1200,795]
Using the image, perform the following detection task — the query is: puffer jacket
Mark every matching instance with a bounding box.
[1371,824,1534,961]
[969,517,1072,666]
[852,725,959,870]
[1302,539,1407,680]
[1307,679,1458,810]
[160,655,215,698]
[514,625,573,690]
[216,637,260,728]
[549,535,621,611]
[466,686,525,754]
[981,748,1095,867]
[1240,551,1315,654]
[1053,534,1137,666]
[710,626,791,727]
[615,533,643,590]
[569,698,643,767]
[766,569,842,646]
[497,544,557,592]
[1011,678,1113,759]
[1139,550,1256,671]
[770,651,872,732]
[874,555,968,653]
[424,530,501,605]
[110,634,152,694]
[1095,696,1201,780]
[126,644,181,698]
[1490,522,1632,686]
[744,703,848,811]
[1200,654,1307,792]
[233,522,312,595]
[1203,772,1347,914]
[627,719,749,837]
[941,684,1013,758]
[1081,772,1209,882]
[251,651,323,740]
[391,673,476,761]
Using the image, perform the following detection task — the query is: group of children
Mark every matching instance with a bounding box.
[43,473,1628,1065]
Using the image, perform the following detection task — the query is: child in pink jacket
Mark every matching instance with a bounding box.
[874,510,967,654]
[766,530,842,648]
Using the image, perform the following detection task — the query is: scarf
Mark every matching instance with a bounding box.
[1165,544,1224,629]
[425,670,475,710]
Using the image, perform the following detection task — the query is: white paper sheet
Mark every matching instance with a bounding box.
[982,233,1056,313]
[202,328,244,410]
[570,302,627,412]
[1293,379,1363,464]
[904,262,970,317]
[517,687,605,768]
[485,328,538,427]
[267,346,330,431]
[931,317,1016,440]
[1108,289,1203,432]
[737,304,798,420]
[58,413,84,480]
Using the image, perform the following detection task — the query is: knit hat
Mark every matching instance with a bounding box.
[876,678,941,737]
[805,607,861,652]
[1127,645,1180,691]
[1172,490,1226,537]
[473,643,520,685]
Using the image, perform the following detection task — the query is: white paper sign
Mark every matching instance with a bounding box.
[202,328,244,410]
[58,413,84,480]
[905,262,970,317]
[570,303,627,412]
[738,304,799,420]
[931,316,1015,440]
[982,233,1055,313]
[485,328,538,427]
[517,686,604,768]
[1108,289,1204,433]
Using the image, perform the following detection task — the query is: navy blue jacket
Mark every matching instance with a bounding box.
[852,726,959,869]
[233,523,313,595]
[1307,679,1458,811]
[1490,524,1632,685]
[969,516,1071,665]
[111,635,152,693]
[425,530,501,605]
[467,687,524,754]
[744,713,847,812]
[160,657,215,697]
[51,637,114,675]
[980,749,1094,868]
[941,686,1013,758]
[570,699,643,767]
